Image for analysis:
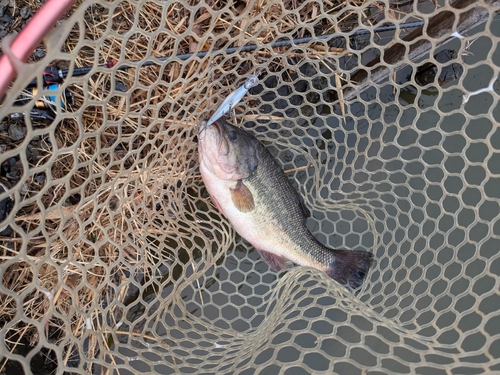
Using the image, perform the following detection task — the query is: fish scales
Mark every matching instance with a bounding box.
[198,118,373,290]
[244,143,330,270]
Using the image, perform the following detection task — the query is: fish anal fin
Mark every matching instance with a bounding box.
[230,180,255,212]
[256,249,290,272]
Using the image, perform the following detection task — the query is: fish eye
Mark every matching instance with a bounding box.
[228,130,238,142]
[249,163,257,173]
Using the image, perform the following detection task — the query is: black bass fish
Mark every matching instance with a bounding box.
[198,119,373,290]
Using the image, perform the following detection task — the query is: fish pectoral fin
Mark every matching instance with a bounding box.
[256,249,291,272]
[230,180,255,212]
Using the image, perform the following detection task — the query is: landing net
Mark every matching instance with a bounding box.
[0,0,499,374]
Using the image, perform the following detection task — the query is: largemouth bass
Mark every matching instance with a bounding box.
[198,119,373,290]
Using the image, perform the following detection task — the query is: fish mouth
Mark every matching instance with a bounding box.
[212,120,221,133]
[209,121,222,144]
[213,121,230,156]
[199,119,222,136]
[199,119,223,142]
[199,120,230,157]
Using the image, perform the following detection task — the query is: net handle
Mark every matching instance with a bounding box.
[0,0,76,97]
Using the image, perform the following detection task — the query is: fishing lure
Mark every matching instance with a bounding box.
[206,74,259,126]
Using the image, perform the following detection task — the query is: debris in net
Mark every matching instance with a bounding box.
[115,80,127,92]
[2,156,22,182]
[19,182,28,196]
[7,123,26,141]
[19,6,31,20]
[34,48,45,59]
[67,193,81,204]
[26,144,40,162]
[85,318,92,330]
[0,12,11,24]
[0,0,35,40]
[462,77,496,104]
[40,288,54,301]
[451,31,465,39]
[35,174,46,185]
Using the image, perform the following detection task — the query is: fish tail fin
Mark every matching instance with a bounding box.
[326,250,374,290]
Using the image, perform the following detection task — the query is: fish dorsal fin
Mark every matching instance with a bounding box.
[230,180,255,212]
